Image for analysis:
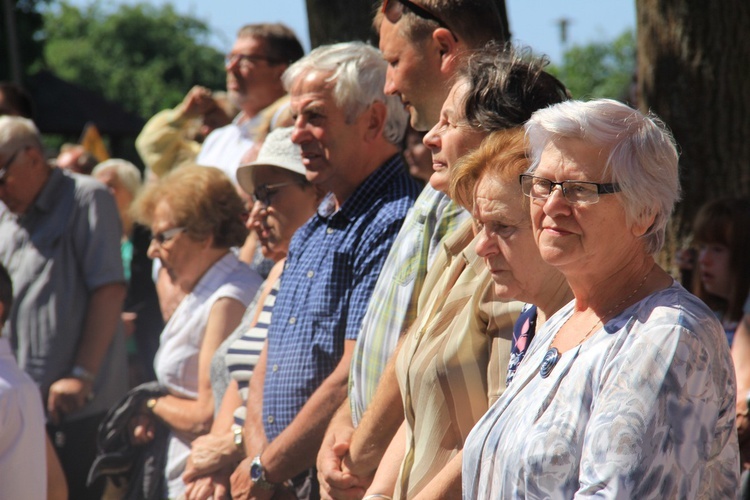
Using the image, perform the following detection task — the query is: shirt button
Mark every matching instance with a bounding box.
[307,270,314,278]
[267,415,275,424]
[272,364,279,372]
[289,317,296,325]
[326,227,334,234]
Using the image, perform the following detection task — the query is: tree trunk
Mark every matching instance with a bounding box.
[305,0,509,49]
[305,0,380,48]
[636,0,750,243]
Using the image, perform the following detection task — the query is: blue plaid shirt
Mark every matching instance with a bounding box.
[262,155,420,441]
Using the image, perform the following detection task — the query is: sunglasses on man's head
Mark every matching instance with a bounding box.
[382,0,458,41]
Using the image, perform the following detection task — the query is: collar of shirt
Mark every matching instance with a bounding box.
[233,112,264,141]
[29,167,66,216]
[465,230,489,276]
[441,217,474,262]
[316,153,405,223]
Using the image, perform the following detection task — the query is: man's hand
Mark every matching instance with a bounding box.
[178,86,218,120]
[47,377,93,425]
[318,426,367,500]
[229,457,275,500]
[183,432,240,482]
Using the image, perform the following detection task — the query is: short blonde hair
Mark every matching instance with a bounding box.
[450,127,528,211]
[132,165,248,248]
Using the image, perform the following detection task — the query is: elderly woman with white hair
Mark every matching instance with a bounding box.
[93,159,164,382]
[463,99,740,498]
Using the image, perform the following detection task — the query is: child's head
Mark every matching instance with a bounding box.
[693,197,750,321]
[0,263,12,330]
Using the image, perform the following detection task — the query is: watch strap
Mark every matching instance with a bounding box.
[250,455,276,491]
[233,426,244,451]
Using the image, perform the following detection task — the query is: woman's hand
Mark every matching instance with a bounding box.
[737,400,750,469]
[183,432,241,481]
[184,467,232,500]
[129,412,156,445]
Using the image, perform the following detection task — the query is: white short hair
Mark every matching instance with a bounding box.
[0,116,43,155]
[525,99,680,255]
[92,159,142,198]
[282,41,408,146]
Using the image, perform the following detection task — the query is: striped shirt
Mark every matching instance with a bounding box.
[262,155,420,441]
[349,185,468,425]
[394,220,523,499]
[226,277,280,428]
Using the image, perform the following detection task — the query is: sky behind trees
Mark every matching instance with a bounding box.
[58,0,636,61]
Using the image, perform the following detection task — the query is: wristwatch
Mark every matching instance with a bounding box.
[233,426,244,451]
[249,455,276,490]
[70,365,95,384]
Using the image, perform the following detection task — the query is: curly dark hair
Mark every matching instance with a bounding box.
[460,43,570,132]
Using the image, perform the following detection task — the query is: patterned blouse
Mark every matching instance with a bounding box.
[506,303,538,386]
[463,281,739,499]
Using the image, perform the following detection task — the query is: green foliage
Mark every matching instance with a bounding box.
[40,1,226,118]
[548,30,635,101]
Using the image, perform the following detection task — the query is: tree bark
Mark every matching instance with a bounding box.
[636,0,750,241]
[305,0,509,49]
[305,0,380,48]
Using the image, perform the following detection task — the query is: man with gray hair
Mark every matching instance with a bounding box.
[196,23,304,182]
[0,116,127,499]
[228,42,420,500]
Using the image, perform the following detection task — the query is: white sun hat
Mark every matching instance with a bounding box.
[236,126,305,195]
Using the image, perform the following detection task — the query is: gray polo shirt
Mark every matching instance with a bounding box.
[0,168,128,420]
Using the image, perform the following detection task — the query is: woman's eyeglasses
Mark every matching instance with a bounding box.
[520,174,621,205]
[252,182,296,207]
[151,227,186,246]
[382,0,458,41]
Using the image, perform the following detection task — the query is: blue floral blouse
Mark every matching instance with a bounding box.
[463,281,739,499]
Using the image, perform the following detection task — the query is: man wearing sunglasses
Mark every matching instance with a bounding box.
[0,116,128,499]
[195,23,304,184]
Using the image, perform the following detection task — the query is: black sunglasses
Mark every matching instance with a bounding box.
[382,0,458,42]
[0,148,22,186]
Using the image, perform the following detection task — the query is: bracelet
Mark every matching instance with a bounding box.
[363,495,393,500]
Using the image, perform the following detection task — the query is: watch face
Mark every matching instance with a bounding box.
[250,462,263,482]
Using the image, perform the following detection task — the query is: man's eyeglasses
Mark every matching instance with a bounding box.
[151,226,186,246]
[225,53,277,70]
[0,148,22,186]
[252,182,295,207]
[519,174,621,205]
[382,0,458,41]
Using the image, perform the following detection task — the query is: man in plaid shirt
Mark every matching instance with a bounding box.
[229,42,420,500]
